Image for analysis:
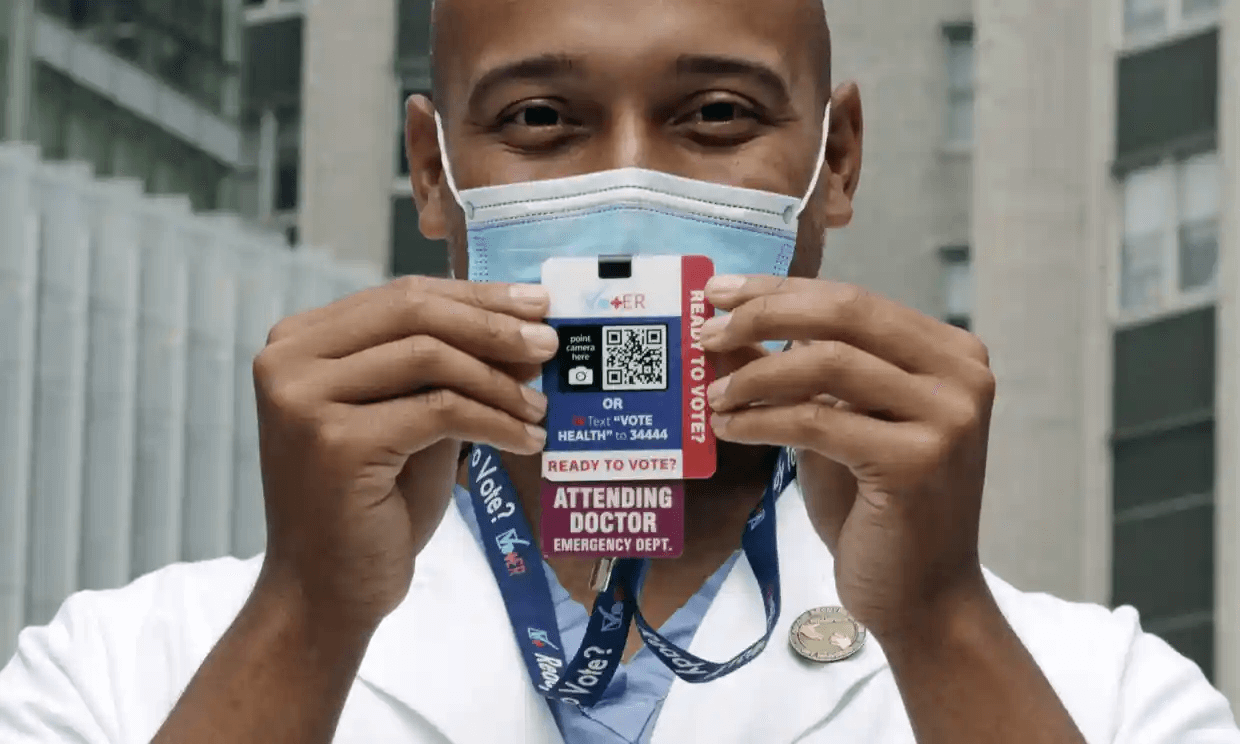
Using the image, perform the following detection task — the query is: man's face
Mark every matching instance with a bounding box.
[406,0,864,279]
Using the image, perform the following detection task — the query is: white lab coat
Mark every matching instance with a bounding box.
[0,482,1237,743]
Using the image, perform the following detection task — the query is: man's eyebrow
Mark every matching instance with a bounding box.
[467,54,580,107]
[674,55,792,103]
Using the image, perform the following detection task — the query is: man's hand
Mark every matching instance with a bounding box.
[252,276,556,635]
[149,277,557,744]
[701,274,1088,744]
[701,273,993,641]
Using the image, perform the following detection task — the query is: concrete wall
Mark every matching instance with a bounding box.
[298,0,398,267]
[1213,0,1240,705]
[3,0,35,141]
[970,0,1098,602]
[823,0,972,318]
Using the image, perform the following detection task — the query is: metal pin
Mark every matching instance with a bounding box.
[589,557,616,593]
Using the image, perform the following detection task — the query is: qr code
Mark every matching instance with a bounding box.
[601,325,668,391]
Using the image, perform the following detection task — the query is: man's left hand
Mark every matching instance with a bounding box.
[701,274,996,644]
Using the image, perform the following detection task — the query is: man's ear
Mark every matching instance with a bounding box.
[405,94,450,241]
[821,81,863,229]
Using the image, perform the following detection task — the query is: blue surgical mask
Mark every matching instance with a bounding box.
[433,104,831,363]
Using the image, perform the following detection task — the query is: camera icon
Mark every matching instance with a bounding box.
[567,366,593,386]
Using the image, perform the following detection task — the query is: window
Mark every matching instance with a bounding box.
[244,17,303,115]
[28,66,228,210]
[397,0,432,61]
[31,65,72,160]
[1183,0,1221,21]
[1118,150,1219,318]
[1125,0,1168,36]
[1120,166,1170,312]
[939,245,972,330]
[275,158,298,211]
[1178,152,1220,292]
[1111,307,1217,679]
[87,4,235,114]
[1124,0,1222,43]
[273,112,300,212]
[391,196,449,278]
[64,84,116,177]
[39,0,104,28]
[943,24,974,148]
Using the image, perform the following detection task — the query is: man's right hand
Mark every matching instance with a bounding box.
[250,276,556,636]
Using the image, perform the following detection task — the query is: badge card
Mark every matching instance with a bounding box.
[540,255,716,482]
[538,255,717,560]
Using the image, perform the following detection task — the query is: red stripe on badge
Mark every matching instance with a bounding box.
[680,255,716,479]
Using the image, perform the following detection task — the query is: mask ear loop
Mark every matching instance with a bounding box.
[434,112,474,219]
[786,100,832,224]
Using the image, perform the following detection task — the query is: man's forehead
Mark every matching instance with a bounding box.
[432,0,827,32]
[432,0,826,15]
[431,0,830,99]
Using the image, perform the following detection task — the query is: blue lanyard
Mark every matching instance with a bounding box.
[466,445,795,708]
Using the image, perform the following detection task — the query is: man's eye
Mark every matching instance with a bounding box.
[698,101,748,123]
[507,105,563,128]
[496,103,582,151]
[676,98,765,144]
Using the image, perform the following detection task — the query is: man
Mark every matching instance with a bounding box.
[1,0,1237,741]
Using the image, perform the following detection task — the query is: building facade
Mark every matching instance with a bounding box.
[240,0,439,274]
[831,0,1236,701]
[971,0,1235,704]
[823,0,975,331]
[2,0,245,213]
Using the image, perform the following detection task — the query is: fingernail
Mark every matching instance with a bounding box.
[510,284,549,304]
[525,424,547,444]
[521,323,559,355]
[707,376,729,407]
[699,314,731,344]
[706,275,746,296]
[711,413,731,432]
[521,385,547,416]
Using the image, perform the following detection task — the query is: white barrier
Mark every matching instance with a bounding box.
[0,144,386,657]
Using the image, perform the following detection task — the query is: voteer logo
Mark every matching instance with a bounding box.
[495,527,530,555]
[583,287,612,313]
[495,527,530,577]
[598,601,625,633]
[528,627,559,651]
[579,287,649,313]
[503,551,527,576]
[609,293,647,311]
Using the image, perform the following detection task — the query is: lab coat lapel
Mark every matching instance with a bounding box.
[653,482,890,743]
[355,506,562,744]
